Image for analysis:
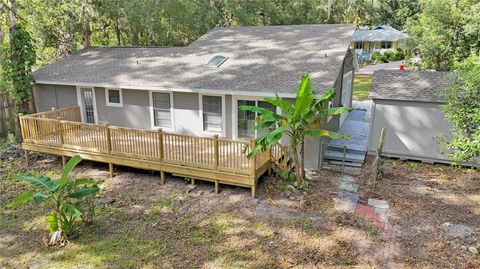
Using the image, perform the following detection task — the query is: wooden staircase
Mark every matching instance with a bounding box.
[324,110,370,167]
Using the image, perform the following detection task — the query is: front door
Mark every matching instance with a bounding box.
[79,87,96,123]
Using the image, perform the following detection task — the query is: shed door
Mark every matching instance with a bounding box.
[340,70,353,125]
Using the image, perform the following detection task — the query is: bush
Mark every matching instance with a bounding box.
[371,51,382,61]
[393,48,405,61]
[8,155,100,242]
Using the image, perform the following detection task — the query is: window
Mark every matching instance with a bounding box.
[201,95,224,134]
[354,42,363,50]
[106,88,122,107]
[237,99,276,140]
[151,92,172,128]
[206,55,228,68]
[381,41,392,49]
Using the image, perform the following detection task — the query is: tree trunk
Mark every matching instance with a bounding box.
[300,137,305,179]
[115,20,121,46]
[291,142,302,186]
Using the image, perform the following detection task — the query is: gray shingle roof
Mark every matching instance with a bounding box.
[352,25,410,42]
[370,70,454,102]
[33,24,355,96]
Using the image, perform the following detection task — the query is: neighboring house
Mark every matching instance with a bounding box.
[351,25,410,61]
[368,70,454,163]
[32,24,356,170]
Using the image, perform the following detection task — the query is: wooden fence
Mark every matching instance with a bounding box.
[19,106,284,196]
[0,92,15,136]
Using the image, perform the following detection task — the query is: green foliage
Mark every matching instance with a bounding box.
[439,54,480,164]
[240,75,350,186]
[407,0,480,71]
[1,24,35,112]
[8,155,100,237]
[297,179,309,190]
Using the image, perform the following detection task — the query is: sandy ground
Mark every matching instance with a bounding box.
[1,152,479,268]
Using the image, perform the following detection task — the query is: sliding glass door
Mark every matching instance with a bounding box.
[236,99,275,140]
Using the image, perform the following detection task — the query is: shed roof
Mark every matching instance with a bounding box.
[33,24,355,96]
[352,25,410,42]
[370,70,454,102]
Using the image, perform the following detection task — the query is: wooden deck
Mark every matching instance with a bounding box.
[19,107,286,197]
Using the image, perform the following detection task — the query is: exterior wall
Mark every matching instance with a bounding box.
[34,84,77,112]
[95,89,233,137]
[303,49,355,169]
[368,99,452,162]
[352,40,406,61]
[95,88,151,129]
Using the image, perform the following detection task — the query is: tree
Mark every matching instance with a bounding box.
[407,0,480,71]
[439,54,480,164]
[8,155,100,241]
[1,23,35,113]
[240,75,350,186]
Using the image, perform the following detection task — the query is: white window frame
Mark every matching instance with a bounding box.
[381,41,392,49]
[149,90,175,132]
[199,93,226,137]
[105,88,123,107]
[232,96,281,140]
[76,86,98,124]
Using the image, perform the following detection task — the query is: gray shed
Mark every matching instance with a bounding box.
[368,70,454,163]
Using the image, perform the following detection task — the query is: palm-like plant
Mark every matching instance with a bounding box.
[240,75,350,185]
[8,155,100,238]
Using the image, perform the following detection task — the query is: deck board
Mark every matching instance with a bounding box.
[19,107,285,197]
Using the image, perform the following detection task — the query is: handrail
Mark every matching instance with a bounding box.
[19,113,261,176]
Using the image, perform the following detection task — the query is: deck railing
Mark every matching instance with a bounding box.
[19,107,286,177]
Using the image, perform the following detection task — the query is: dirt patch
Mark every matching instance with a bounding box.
[1,153,479,268]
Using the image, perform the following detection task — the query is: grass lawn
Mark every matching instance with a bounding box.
[353,75,373,101]
[1,143,479,268]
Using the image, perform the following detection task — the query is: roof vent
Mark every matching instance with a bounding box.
[206,55,228,68]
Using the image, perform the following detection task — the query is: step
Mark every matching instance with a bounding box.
[327,145,367,155]
[328,160,363,167]
[324,150,366,163]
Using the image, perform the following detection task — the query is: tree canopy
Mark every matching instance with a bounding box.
[0,0,426,68]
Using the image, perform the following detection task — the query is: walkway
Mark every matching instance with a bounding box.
[357,61,403,75]
[324,109,370,167]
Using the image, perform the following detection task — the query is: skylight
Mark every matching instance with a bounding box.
[206,55,228,68]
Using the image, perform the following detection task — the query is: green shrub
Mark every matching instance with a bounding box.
[8,155,100,240]
[371,51,382,61]
[393,48,405,61]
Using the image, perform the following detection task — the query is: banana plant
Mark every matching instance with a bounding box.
[8,155,100,238]
[240,74,351,186]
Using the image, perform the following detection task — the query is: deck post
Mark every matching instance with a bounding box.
[24,150,30,166]
[213,135,219,171]
[160,171,165,185]
[57,116,66,167]
[250,139,257,198]
[215,180,219,194]
[158,129,165,185]
[250,139,256,177]
[268,146,272,176]
[106,124,114,179]
[158,128,164,162]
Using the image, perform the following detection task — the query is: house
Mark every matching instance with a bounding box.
[32,24,356,170]
[350,25,410,61]
[368,70,455,163]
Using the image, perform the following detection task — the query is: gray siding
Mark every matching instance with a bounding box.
[34,84,77,112]
[172,92,202,136]
[368,99,451,162]
[304,49,355,169]
[95,88,150,129]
